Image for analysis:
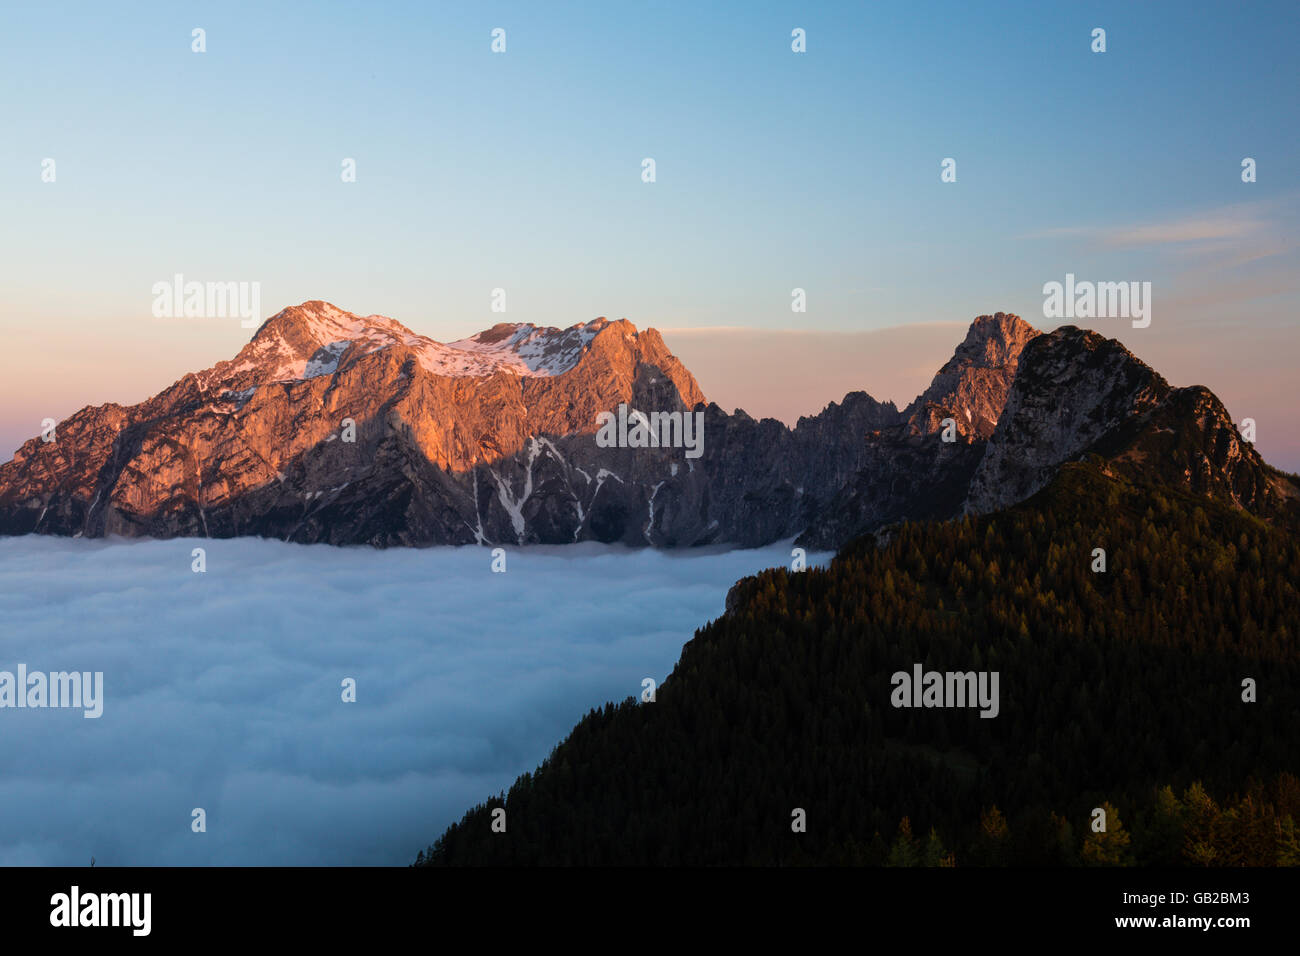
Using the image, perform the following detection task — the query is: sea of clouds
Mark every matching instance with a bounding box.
[0,535,823,865]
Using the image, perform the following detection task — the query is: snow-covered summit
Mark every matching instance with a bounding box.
[204,301,611,388]
[448,318,608,377]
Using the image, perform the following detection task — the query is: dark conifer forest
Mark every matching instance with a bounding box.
[418,461,1300,865]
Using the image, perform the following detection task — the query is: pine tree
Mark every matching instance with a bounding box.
[1081,802,1134,866]
[922,826,955,867]
[887,817,921,867]
[1275,817,1300,866]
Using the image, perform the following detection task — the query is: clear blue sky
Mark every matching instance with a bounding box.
[3,0,1296,329]
[1,0,1297,462]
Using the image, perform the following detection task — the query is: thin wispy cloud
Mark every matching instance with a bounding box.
[1021,201,1286,249]
[658,321,965,336]
[1100,216,1263,248]
[1021,200,1300,313]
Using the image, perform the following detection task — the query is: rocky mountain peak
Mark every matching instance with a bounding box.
[2,305,1291,549]
[964,323,1297,523]
[959,312,1040,365]
[902,311,1040,440]
[966,325,1174,513]
[197,304,646,397]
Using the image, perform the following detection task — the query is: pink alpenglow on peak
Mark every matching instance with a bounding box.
[200,301,614,390]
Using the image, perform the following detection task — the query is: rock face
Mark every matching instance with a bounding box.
[795,312,1040,548]
[0,302,702,546]
[965,326,1297,522]
[2,303,1292,550]
[965,326,1171,514]
[902,312,1038,440]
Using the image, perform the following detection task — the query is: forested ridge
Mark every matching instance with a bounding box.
[418,461,1300,865]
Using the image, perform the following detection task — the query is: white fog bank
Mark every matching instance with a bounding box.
[0,535,825,865]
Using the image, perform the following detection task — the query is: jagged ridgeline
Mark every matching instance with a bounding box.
[5,304,1295,549]
[0,303,1020,548]
[417,463,1300,865]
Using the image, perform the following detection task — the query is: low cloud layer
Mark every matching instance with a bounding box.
[0,535,822,865]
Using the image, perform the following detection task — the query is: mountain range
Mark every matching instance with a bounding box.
[2,302,1295,547]
[412,317,1300,867]
[419,458,1300,865]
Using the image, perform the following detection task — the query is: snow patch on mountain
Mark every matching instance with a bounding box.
[446,319,606,377]
[222,301,609,387]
